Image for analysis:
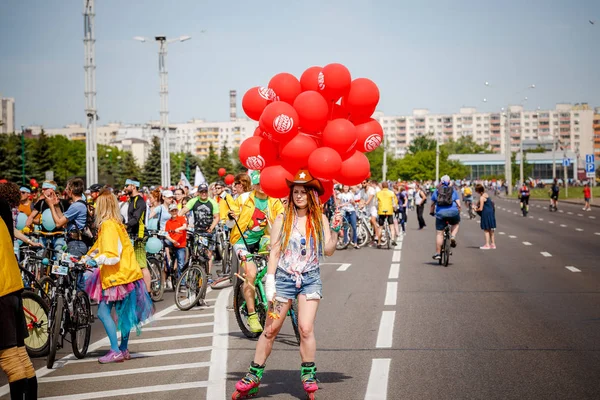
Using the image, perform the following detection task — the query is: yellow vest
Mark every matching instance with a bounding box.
[229,192,284,245]
[376,189,398,215]
[215,193,235,221]
[87,219,143,290]
[0,218,23,297]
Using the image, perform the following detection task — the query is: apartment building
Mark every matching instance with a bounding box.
[594,107,600,158]
[27,123,121,145]
[0,96,15,134]
[375,103,595,160]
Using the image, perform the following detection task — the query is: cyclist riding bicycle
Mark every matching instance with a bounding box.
[429,175,461,260]
[462,184,473,212]
[230,171,284,333]
[179,183,220,285]
[519,182,530,215]
[375,182,398,248]
[549,178,559,211]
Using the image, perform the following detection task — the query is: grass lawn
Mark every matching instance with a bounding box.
[512,186,600,200]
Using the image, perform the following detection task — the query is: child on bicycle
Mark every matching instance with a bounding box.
[164,203,187,280]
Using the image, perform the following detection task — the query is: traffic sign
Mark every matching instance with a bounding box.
[585,154,595,164]
[562,158,571,167]
[586,163,596,173]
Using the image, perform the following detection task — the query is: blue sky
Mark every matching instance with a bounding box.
[1,0,599,128]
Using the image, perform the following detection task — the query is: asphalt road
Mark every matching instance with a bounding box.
[2,201,599,399]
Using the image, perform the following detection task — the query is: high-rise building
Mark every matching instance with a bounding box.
[375,103,595,161]
[593,107,600,159]
[0,96,15,134]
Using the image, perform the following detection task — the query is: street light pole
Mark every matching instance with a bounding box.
[504,106,512,195]
[552,128,557,179]
[84,0,98,186]
[435,138,440,184]
[135,35,191,188]
[382,131,388,181]
[21,126,25,185]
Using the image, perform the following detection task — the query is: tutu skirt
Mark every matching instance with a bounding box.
[85,268,154,335]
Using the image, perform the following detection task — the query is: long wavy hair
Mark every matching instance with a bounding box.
[279,187,325,257]
[95,189,124,228]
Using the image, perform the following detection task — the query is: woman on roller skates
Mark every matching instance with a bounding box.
[232,169,342,400]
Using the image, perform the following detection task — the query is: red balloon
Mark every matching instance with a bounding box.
[337,151,370,186]
[224,174,235,185]
[329,103,349,120]
[319,179,334,204]
[218,168,226,177]
[300,66,322,92]
[279,134,318,172]
[322,119,358,156]
[259,101,299,138]
[253,127,262,137]
[343,78,380,119]
[354,118,383,153]
[260,165,294,198]
[319,63,351,102]
[293,91,329,134]
[29,178,36,186]
[308,147,342,180]
[242,86,277,121]
[268,73,301,105]
[239,136,278,171]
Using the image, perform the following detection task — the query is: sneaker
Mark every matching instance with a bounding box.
[391,240,397,246]
[247,313,263,333]
[122,349,131,360]
[98,350,124,364]
[490,244,496,249]
[479,245,491,250]
[583,207,587,211]
[450,237,457,248]
[432,253,441,260]
[207,278,214,285]
[197,299,208,307]
[586,208,591,212]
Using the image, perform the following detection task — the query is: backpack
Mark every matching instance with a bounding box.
[464,187,472,196]
[75,200,96,247]
[436,185,454,206]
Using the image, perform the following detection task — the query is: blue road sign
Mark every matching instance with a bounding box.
[585,154,595,164]
[562,158,571,167]
[586,163,596,173]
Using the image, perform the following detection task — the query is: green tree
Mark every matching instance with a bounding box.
[407,134,436,154]
[0,134,22,183]
[50,135,86,188]
[32,130,54,181]
[201,144,220,183]
[142,136,162,187]
[119,152,141,185]
[442,136,492,154]
[218,144,235,177]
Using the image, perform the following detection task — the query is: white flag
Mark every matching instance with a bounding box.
[194,166,207,187]
[180,172,192,189]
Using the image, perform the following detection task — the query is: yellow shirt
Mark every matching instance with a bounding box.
[0,218,23,297]
[215,193,235,221]
[376,189,398,215]
[229,192,284,245]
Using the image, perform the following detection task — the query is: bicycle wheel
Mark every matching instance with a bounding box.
[47,295,64,369]
[290,298,301,346]
[356,223,370,248]
[336,222,351,250]
[386,225,392,249]
[71,291,92,359]
[35,275,55,305]
[175,265,205,311]
[147,257,165,302]
[233,277,265,339]
[22,291,50,358]
[443,236,451,267]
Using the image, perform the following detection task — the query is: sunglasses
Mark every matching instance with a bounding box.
[234,182,241,185]
[300,237,306,256]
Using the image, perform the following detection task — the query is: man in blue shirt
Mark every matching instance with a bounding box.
[429,175,461,260]
[44,177,89,258]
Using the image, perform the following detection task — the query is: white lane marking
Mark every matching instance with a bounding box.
[0,301,181,397]
[536,205,541,208]
[388,263,400,280]
[395,241,403,250]
[365,358,391,400]
[538,218,544,221]
[549,221,554,224]
[578,213,583,217]
[498,232,505,235]
[529,216,534,219]
[560,224,567,227]
[565,266,581,272]
[509,235,517,239]
[513,212,518,215]
[559,210,564,213]
[540,252,552,257]
[576,228,584,232]
[337,263,352,271]
[64,346,213,364]
[142,322,213,332]
[376,311,396,348]
[128,333,214,344]
[595,232,600,236]
[590,216,596,219]
[39,381,210,400]
[568,212,573,215]
[39,361,211,383]
[384,282,398,306]
[522,242,532,246]
[392,251,401,262]
[206,285,232,400]
[160,313,215,320]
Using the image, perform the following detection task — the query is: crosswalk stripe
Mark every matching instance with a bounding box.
[128,333,214,344]
[141,322,213,331]
[160,313,215,320]
[337,263,352,271]
[64,346,214,364]
[565,266,581,273]
[39,381,210,400]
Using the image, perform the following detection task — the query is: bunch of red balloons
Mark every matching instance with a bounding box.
[239,63,383,201]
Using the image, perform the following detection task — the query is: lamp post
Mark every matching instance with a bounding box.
[21,126,25,185]
[134,34,191,188]
[84,0,98,186]
[382,129,388,181]
[435,136,440,184]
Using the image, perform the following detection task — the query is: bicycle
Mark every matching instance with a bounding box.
[335,212,354,250]
[21,287,50,358]
[19,246,55,304]
[46,255,93,369]
[146,230,168,302]
[465,200,476,219]
[520,196,530,217]
[232,252,300,344]
[174,229,212,311]
[439,221,451,267]
[378,212,393,249]
[356,208,374,248]
[211,222,234,290]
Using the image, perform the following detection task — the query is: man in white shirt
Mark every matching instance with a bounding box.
[365,180,380,240]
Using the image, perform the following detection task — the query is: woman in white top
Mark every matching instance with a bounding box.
[336,185,358,248]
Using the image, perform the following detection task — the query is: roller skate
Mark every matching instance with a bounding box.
[301,362,318,399]
[232,362,265,399]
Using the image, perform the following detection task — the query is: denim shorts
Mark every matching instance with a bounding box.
[275,268,322,301]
